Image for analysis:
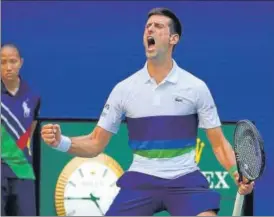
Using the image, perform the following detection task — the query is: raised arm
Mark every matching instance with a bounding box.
[41,124,112,158]
[41,82,125,158]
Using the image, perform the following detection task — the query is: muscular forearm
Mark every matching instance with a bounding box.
[212,139,236,171]
[42,124,111,158]
[67,134,104,158]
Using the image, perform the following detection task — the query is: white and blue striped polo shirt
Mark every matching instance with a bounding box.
[98,60,221,179]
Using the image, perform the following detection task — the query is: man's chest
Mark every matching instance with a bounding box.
[125,84,197,117]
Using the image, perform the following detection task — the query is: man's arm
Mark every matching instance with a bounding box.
[195,82,237,170]
[196,81,254,195]
[42,82,124,158]
[41,124,112,158]
[206,127,236,171]
[206,126,254,195]
[68,126,112,157]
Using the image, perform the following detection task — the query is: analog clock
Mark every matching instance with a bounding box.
[55,153,124,216]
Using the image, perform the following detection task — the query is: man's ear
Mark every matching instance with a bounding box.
[170,34,180,46]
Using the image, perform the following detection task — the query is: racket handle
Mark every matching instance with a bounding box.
[232,192,245,216]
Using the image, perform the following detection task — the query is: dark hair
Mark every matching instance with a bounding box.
[1,43,22,57]
[148,8,182,38]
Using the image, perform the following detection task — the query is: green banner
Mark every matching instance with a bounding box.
[39,121,237,216]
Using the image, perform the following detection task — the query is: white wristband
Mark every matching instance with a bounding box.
[54,135,72,152]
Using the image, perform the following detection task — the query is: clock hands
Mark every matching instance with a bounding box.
[64,194,104,215]
[64,197,92,200]
[90,193,100,202]
[90,193,104,216]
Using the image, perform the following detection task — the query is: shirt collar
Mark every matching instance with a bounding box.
[1,76,25,96]
[142,59,179,84]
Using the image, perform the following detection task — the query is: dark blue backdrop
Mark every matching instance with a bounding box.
[2,1,274,215]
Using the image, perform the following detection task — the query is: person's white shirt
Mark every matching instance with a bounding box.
[98,60,221,179]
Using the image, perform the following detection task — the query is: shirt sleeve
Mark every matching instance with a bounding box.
[97,83,125,134]
[196,82,221,129]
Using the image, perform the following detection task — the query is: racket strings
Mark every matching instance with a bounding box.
[234,124,262,180]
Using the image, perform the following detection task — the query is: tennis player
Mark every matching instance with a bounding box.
[41,8,254,216]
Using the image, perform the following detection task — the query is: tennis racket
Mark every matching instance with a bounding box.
[232,120,266,216]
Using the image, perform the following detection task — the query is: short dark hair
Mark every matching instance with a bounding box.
[148,8,182,38]
[1,43,22,57]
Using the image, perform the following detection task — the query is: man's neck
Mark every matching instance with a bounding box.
[147,56,173,84]
[2,77,20,95]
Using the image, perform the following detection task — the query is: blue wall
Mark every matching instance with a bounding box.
[2,1,274,215]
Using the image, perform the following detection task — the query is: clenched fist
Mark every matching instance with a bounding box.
[233,171,254,195]
[41,124,61,147]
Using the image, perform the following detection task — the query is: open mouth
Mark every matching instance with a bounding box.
[147,36,155,50]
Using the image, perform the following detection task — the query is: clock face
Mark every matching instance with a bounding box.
[55,154,124,216]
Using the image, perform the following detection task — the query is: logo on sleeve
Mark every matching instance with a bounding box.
[104,104,110,110]
[175,96,183,103]
[101,104,110,117]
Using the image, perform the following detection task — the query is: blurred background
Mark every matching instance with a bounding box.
[2,1,274,216]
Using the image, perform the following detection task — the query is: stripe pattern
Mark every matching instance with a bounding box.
[1,101,34,179]
[126,114,198,158]
[1,125,35,179]
[1,102,31,150]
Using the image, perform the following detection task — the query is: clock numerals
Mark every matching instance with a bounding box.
[102,168,108,178]
[110,181,116,187]
[67,209,76,216]
[78,168,84,178]
[68,181,76,188]
[56,155,124,216]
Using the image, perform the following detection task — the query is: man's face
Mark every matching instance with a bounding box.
[143,15,174,59]
[1,46,23,81]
